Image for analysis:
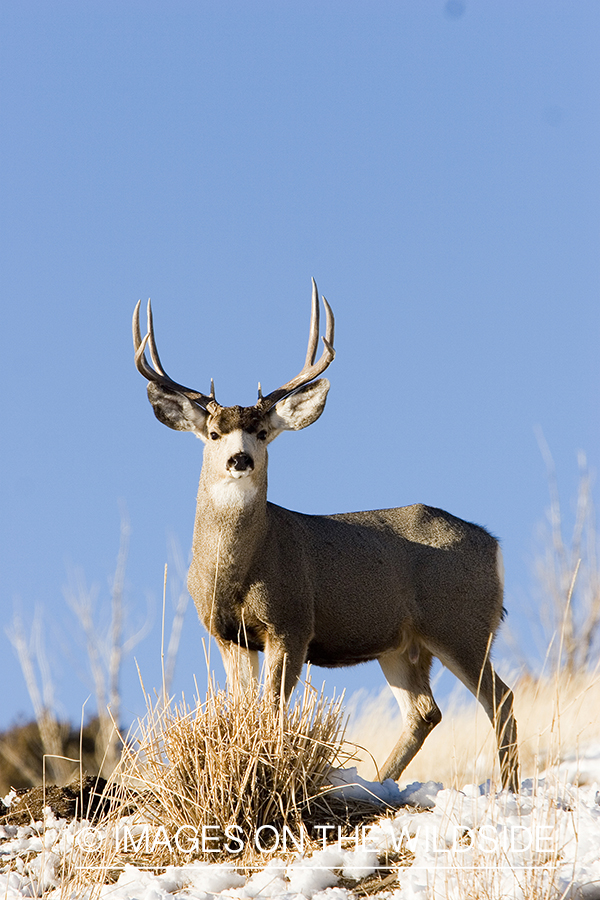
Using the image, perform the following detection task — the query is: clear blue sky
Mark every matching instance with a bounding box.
[1,1,598,732]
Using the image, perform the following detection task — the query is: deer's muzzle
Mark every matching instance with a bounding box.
[227,452,254,473]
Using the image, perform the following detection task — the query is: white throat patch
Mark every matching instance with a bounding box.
[209,475,259,508]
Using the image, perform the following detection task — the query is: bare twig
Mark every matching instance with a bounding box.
[533,431,599,674]
[6,610,73,783]
[164,536,191,696]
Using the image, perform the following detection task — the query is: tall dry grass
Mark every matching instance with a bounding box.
[70,673,369,887]
[347,666,600,788]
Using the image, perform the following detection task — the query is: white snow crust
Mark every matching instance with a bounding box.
[2,750,600,900]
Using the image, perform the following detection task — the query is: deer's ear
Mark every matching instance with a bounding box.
[147,383,210,440]
[268,378,330,435]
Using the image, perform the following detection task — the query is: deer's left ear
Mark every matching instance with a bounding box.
[268,378,330,435]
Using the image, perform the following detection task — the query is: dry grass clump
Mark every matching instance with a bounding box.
[72,675,366,878]
[348,666,600,788]
[125,681,353,850]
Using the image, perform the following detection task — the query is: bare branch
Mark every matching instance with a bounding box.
[5,609,73,783]
[532,435,600,674]
[164,535,191,695]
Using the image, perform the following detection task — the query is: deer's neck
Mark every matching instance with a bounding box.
[188,469,268,612]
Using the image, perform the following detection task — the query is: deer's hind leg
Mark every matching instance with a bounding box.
[378,646,442,782]
[477,661,519,792]
[440,644,519,792]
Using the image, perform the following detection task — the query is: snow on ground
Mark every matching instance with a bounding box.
[2,752,600,900]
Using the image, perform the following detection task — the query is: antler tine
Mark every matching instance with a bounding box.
[304,278,320,368]
[145,299,169,377]
[133,300,162,383]
[258,281,335,412]
[322,294,335,350]
[132,299,219,411]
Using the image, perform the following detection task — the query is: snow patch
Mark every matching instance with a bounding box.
[3,757,600,900]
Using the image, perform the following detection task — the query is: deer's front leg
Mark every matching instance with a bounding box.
[218,639,260,693]
[263,633,306,702]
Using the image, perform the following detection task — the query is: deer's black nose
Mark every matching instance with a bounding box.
[228,452,254,472]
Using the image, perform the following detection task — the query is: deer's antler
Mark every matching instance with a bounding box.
[133,299,220,413]
[257,278,335,411]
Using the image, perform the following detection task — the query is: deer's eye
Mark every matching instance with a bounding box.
[209,431,220,441]
[257,430,267,441]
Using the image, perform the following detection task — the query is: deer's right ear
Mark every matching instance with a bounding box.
[147,383,210,439]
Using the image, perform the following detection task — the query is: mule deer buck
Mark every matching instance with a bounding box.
[133,280,519,791]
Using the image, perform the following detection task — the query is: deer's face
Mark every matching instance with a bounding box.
[145,378,330,498]
[202,406,270,486]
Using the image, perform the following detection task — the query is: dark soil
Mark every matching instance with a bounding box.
[0,775,109,827]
